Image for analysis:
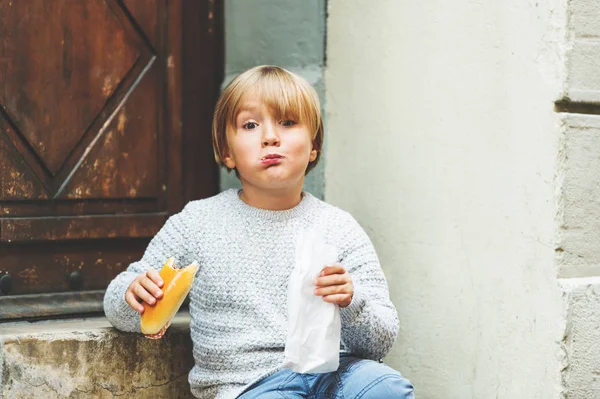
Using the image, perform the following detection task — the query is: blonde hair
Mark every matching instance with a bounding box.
[212,65,324,175]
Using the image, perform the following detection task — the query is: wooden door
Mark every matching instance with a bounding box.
[0,0,222,320]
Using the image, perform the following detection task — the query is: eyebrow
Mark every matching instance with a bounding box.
[237,104,258,113]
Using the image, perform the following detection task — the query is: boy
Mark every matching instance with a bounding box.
[104,66,414,398]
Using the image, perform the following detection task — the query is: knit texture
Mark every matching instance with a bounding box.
[103,189,399,399]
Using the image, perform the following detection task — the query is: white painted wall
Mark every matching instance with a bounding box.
[325,1,567,398]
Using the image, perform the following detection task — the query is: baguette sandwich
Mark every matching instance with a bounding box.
[140,257,198,339]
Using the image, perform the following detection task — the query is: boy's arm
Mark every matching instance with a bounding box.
[103,205,192,333]
[337,215,399,361]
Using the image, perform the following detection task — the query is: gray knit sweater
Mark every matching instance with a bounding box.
[103,189,399,399]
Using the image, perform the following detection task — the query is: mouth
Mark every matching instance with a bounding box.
[261,154,284,165]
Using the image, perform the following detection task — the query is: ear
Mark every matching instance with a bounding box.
[309,143,318,162]
[223,153,236,169]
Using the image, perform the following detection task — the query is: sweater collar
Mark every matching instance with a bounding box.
[228,189,314,221]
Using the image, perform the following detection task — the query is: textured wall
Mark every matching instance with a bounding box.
[563,0,600,102]
[555,0,600,395]
[325,0,567,397]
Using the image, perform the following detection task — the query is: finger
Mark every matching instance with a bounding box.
[125,291,145,313]
[133,283,157,305]
[322,293,352,305]
[315,273,349,287]
[319,264,346,277]
[140,276,163,299]
[146,268,163,288]
[314,283,352,297]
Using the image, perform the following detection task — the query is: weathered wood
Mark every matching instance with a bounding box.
[0,125,48,200]
[0,0,221,318]
[59,73,161,200]
[0,200,158,218]
[0,290,105,320]
[0,213,166,242]
[122,0,160,49]
[0,111,52,196]
[0,240,148,295]
[0,0,140,176]
[182,0,223,203]
[166,0,183,214]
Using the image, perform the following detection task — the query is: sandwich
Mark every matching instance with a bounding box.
[140,257,198,339]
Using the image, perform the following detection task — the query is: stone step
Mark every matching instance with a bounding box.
[0,311,195,398]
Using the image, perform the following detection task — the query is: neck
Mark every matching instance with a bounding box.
[238,183,304,211]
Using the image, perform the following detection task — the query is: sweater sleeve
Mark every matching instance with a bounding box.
[337,213,399,361]
[103,204,193,333]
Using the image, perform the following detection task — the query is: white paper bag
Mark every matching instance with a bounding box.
[282,228,340,374]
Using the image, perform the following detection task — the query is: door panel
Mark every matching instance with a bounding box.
[0,0,143,177]
[0,0,223,320]
[60,75,160,201]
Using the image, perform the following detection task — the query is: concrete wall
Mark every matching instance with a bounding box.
[325,1,568,398]
[556,0,600,395]
[563,0,600,102]
[220,0,326,198]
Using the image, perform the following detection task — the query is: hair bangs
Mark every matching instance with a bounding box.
[228,68,317,135]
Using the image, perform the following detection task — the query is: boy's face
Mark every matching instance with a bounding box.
[223,97,317,192]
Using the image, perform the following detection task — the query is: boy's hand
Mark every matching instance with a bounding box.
[125,268,164,314]
[314,263,354,308]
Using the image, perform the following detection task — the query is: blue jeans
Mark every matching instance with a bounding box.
[238,353,415,398]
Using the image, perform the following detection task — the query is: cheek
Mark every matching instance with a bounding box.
[231,134,258,159]
[290,131,313,154]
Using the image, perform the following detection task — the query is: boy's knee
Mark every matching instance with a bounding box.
[357,373,414,399]
[341,359,414,398]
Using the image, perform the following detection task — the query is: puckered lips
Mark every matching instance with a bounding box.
[261,153,284,165]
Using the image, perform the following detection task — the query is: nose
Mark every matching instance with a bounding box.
[262,121,280,147]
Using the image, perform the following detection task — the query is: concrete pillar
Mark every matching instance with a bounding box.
[325,0,568,397]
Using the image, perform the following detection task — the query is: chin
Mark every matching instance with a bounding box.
[239,164,307,187]
[244,177,303,191]
[260,180,296,190]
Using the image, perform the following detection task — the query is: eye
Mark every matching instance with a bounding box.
[281,120,297,127]
[242,122,258,130]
